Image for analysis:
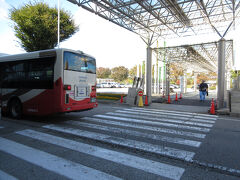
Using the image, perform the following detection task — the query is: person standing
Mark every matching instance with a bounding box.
[199,80,208,101]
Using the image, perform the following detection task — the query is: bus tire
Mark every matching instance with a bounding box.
[9,99,22,119]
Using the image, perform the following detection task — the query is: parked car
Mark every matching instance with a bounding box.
[96,83,103,88]
[101,82,112,88]
[119,84,126,88]
[110,82,120,88]
[170,84,179,89]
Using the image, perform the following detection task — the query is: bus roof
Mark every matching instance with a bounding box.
[0,48,95,63]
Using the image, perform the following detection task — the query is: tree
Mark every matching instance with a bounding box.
[197,73,209,83]
[170,63,184,84]
[129,65,137,80]
[97,67,111,78]
[10,2,78,52]
[230,70,240,79]
[111,66,129,82]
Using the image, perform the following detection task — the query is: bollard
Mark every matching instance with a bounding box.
[138,90,144,107]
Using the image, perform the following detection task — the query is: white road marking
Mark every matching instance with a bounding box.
[94,115,210,132]
[0,137,121,180]
[193,116,217,121]
[115,110,216,124]
[108,112,213,128]
[131,107,218,118]
[17,129,185,180]
[0,126,4,129]
[66,120,201,147]
[81,117,206,139]
[43,124,195,161]
[192,159,240,176]
[127,108,217,121]
[0,170,18,180]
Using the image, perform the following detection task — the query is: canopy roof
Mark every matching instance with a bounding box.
[153,40,233,72]
[67,0,240,45]
[67,0,237,71]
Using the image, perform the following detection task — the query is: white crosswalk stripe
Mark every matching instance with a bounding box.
[66,120,201,147]
[94,114,211,132]
[17,129,185,180]
[0,170,18,180]
[43,124,195,161]
[0,137,121,180]
[127,108,218,121]
[115,110,216,124]
[81,116,206,139]
[107,112,213,127]
[130,107,218,119]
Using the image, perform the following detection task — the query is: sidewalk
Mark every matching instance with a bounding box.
[98,90,219,115]
[150,90,217,114]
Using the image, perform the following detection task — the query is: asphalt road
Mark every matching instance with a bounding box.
[0,102,240,180]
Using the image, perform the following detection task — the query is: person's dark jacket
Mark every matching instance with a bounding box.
[199,82,208,92]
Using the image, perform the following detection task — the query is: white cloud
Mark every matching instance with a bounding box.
[0,30,24,54]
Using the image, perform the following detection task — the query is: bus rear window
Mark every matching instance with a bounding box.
[64,51,96,74]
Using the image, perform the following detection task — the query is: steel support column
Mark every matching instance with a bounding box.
[194,72,198,92]
[217,39,226,109]
[165,62,170,96]
[180,76,184,93]
[184,72,187,93]
[226,71,231,91]
[146,46,152,104]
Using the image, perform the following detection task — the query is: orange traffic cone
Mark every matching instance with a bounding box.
[167,94,171,104]
[120,95,123,103]
[144,95,149,106]
[210,98,216,115]
[179,93,182,99]
[175,93,178,101]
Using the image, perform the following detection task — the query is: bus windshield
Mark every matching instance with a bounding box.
[63,51,96,74]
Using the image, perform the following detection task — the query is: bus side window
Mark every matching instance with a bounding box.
[27,58,54,89]
[0,62,26,88]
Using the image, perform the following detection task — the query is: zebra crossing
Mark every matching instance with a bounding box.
[0,107,218,180]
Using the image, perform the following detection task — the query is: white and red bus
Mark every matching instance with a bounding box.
[0,48,98,118]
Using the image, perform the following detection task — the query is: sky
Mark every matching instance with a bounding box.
[0,0,240,69]
[0,0,147,69]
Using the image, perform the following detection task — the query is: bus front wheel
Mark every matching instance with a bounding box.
[9,99,22,119]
